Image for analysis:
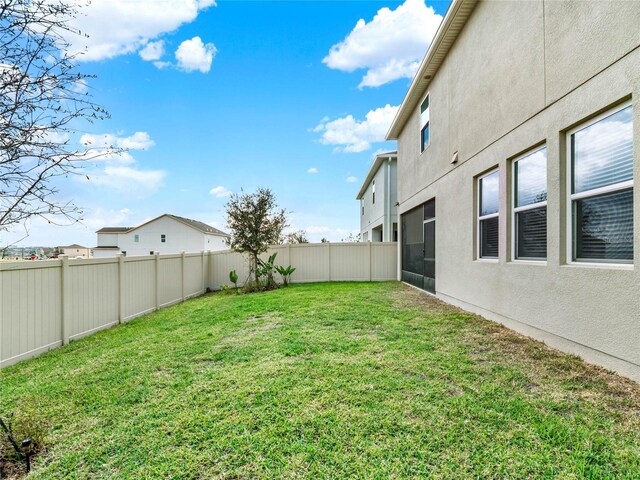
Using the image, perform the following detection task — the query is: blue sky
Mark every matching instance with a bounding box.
[4,0,450,247]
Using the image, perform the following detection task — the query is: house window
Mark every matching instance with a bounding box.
[361,200,364,216]
[568,102,633,263]
[420,95,430,152]
[372,180,376,204]
[161,234,166,243]
[478,169,499,259]
[134,234,139,243]
[513,147,547,260]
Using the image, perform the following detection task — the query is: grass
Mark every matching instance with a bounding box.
[1,282,639,479]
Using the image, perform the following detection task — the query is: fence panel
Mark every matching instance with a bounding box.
[184,253,204,298]
[371,243,398,281]
[0,262,63,368]
[330,243,370,281]
[158,255,183,307]
[209,250,249,291]
[289,244,330,283]
[122,256,156,321]
[68,259,119,340]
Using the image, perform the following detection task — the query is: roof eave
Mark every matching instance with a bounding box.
[356,152,397,200]
[386,0,478,140]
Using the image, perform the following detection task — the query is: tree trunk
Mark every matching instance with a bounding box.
[253,253,259,286]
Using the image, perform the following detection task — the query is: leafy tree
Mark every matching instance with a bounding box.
[320,237,329,243]
[225,188,288,286]
[283,229,308,244]
[0,0,112,231]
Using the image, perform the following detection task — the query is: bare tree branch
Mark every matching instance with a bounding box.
[0,0,113,231]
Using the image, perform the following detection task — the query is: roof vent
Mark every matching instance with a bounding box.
[451,151,459,164]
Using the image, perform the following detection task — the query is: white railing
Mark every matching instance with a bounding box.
[0,242,397,368]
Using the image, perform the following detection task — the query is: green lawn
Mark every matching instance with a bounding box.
[1,282,639,479]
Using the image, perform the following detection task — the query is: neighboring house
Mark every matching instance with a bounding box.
[387,0,640,380]
[356,152,398,242]
[56,244,92,258]
[93,214,230,258]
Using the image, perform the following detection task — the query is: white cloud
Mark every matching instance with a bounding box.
[88,166,166,193]
[175,36,217,73]
[139,40,165,61]
[81,207,133,230]
[67,0,216,62]
[209,185,231,197]
[323,0,442,88]
[346,176,358,183]
[80,131,155,150]
[305,225,330,234]
[78,132,166,194]
[153,60,172,69]
[315,104,398,153]
[307,167,318,174]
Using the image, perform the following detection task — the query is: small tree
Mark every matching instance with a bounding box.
[225,188,288,287]
[283,229,308,244]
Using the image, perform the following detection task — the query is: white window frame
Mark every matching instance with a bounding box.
[420,93,430,153]
[477,168,500,261]
[511,146,547,263]
[372,180,376,205]
[134,234,139,243]
[566,100,634,267]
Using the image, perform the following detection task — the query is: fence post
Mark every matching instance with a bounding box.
[118,254,125,323]
[207,251,212,291]
[368,241,372,281]
[155,252,160,310]
[181,251,186,301]
[60,255,71,345]
[286,243,291,268]
[326,242,331,282]
[201,251,206,293]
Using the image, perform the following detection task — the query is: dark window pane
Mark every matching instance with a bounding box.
[480,170,499,216]
[421,124,429,151]
[402,205,424,275]
[480,217,499,258]
[515,149,547,207]
[424,199,435,220]
[516,207,547,259]
[574,189,633,261]
[421,96,429,113]
[424,221,435,278]
[572,106,633,193]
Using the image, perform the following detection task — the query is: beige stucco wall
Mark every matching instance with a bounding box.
[396,0,640,380]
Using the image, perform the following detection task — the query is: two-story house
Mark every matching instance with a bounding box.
[387,0,640,381]
[93,214,230,257]
[356,151,398,242]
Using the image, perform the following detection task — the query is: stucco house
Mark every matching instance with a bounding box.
[356,151,398,242]
[56,244,92,258]
[387,0,640,380]
[93,214,230,258]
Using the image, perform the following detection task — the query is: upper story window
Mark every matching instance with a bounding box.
[568,102,633,263]
[161,234,166,243]
[134,234,139,243]
[513,147,547,260]
[478,169,499,259]
[420,95,430,152]
[361,200,364,216]
[372,180,376,204]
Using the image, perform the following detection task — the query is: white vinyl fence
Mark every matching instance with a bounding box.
[0,242,397,368]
